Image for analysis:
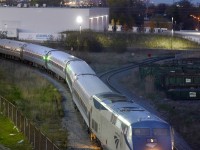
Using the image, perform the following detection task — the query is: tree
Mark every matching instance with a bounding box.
[107,0,145,28]
[156,3,168,15]
[166,0,196,30]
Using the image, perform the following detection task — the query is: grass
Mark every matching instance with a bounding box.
[45,31,200,52]
[0,114,32,150]
[126,34,200,50]
[0,60,67,149]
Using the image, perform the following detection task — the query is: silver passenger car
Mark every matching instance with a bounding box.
[23,43,56,67]
[66,60,96,91]
[0,39,26,59]
[72,75,112,126]
[46,51,79,79]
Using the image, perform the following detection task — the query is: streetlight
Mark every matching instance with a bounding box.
[171,17,174,50]
[76,16,83,51]
[76,16,83,34]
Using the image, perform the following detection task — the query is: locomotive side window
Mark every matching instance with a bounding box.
[133,128,150,136]
[153,128,169,136]
[93,99,101,110]
[93,99,106,110]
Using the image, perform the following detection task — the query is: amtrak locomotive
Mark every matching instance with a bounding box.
[0,39,174,150]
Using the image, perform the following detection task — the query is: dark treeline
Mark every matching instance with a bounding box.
[107,0,200,30]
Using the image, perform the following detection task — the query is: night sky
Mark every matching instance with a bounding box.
[152,0,199,5]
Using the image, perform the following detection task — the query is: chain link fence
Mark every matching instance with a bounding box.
[0,96,60,150]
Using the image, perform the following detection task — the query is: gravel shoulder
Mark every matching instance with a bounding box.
[35,70,100,149]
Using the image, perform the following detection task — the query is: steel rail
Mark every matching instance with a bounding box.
[99,56,174,93]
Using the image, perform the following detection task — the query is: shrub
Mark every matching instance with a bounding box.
[109,36,127,53]
[63,31,103,52]
[80,32,102,52]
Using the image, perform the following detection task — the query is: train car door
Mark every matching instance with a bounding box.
[20,47,23,59]
[90,98,102,139]
[20,44,27,60]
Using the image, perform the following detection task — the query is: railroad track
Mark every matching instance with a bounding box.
[1,52,192,150]
[99,55,194,150]
[99,56,174,93]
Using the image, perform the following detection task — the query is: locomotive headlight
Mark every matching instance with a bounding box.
[146,148,159,150]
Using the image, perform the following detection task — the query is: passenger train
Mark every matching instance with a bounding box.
[0,39,174,150]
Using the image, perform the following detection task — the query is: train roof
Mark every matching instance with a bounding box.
[48,51,80,65]
[73,75,112,99]
[24,43,55,55]
[0,39,25,49]
[67,60,96,76]
[93,93,164,126]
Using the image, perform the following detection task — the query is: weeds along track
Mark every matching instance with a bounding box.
[0,57,100,150]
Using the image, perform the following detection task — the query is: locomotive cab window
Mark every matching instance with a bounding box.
[153,128,169,136]
[133,128,150,136]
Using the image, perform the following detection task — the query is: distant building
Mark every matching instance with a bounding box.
[0,7,109,40]
[144,20,172,30]
[64,0,104,7]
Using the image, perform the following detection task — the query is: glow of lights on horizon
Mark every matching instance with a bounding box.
[150,0,199,5]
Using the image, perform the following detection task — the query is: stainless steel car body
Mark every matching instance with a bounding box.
[46,51,79,79]
[66,60,96,91]
[0,39,25,59]
[23,43,55,67]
